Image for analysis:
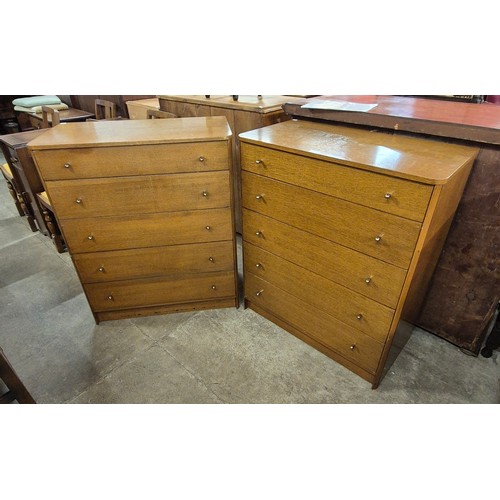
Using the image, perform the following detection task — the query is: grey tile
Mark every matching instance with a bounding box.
[70,343,222,404]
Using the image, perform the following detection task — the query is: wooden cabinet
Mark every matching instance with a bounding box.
[239,120,478,388]
[157,95,305,232]
[28,117,238,323]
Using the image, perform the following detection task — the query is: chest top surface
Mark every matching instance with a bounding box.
[27,116,232,150]
[239,119,479,184]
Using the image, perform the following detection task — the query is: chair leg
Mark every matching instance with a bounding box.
[0,347,36,404]
[41,207,66,253]
[5,179,24,216]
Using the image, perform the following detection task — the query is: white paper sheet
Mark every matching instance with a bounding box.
[300,100,378,112]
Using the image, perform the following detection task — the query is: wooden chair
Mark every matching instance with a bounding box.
[146,109,177,119]
[0,346,35,404]
[1,162,25,218]
[41,106,61,128]
[36,191,66,253]
[94,99,117,120]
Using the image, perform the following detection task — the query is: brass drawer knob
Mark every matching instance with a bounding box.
[255,263,262,269]
[75,198,82,204]
[365,276,372,284]
[199,156,205,162]
[211,284,217,290]
[64,163,71,169]
[205,225,211,231]
[384,193,392,199]
[255,160,264,166]
[107,295,113,300]
[87,235,94,240]
[98,266,105,273]
[208,257,214,262]
[256,290,264,296]
[202,191,208,197]
[350,344,356,351]
[356,314,363,320]
[255,194,264,201]
[374,235,383,243]
[255,231,263,237]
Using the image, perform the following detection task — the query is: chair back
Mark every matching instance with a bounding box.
[41,106,61,128]
[95,99,117,120]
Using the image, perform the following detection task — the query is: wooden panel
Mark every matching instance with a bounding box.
[32,141,228,180]
[242,209,407,308]
[242,171,422,268]
[245,273,384,374]
[61,208,233,253]
[85,271,236,311]
[244,243,395,343]
[46,171,231,219]
[74,241,235,283]
[241,143,433,222]
[159,100,211,117]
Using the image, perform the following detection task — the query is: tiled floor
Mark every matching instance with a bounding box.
[1,151,499,404]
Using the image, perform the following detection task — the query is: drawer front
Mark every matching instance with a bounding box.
[85,271,236,311]
[31,141,228,180]
[46,171,231,219]
[243,209,406,309]
[245,273,384,374]
[242,171,421,268]
[244,242,394,343]
[241,143,433,222]
[74,241,235,283]
[61,208,233,253]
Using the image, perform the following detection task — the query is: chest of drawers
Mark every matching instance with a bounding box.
[28,117,238,323]
[239,120,479,388]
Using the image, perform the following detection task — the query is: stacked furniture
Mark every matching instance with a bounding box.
[239,120,478,387]
[28,117,238,323]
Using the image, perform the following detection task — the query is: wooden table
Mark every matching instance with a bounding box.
[283,95,500,354]
[18,107,95,130]
[158,95,306,232]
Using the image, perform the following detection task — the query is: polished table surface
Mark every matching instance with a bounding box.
[30,107,95,123]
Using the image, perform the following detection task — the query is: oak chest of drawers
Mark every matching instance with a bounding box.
[239,120,479,387]
[28,117,238,323]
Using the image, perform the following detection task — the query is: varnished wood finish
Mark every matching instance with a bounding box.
[240,120,478,387]
[284,95,500,354]
[25,108,95,130]
[94,99,116,120]
[28,117,237,322]
[158,95,305,232]
[126,98,160,119]
[41,106,60,128]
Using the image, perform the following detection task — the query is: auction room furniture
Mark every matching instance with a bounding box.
[239,120,478,387]
[0,129,53,235]
[22,107,95,130]
[41,106,60,128]
[94,99,117,120]
[283,95,500,355]
[71,95,156,119]
[0,346,36,404]
[28,117,238,323]
[126,98,161,119]
[157,95,306,232]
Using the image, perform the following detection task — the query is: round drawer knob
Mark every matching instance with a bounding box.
[256,290,264,296]
[255,194,264,200]
[205,225,211,231]
[208,257,214,262]
[255,231,263,237]
[350,344,356,351]
[211,284,217,290]
[375,235,382,243]
[98,266,105,273]
[107,295,113,300]
[356,314,363,320]
[87,235,94,240]
[255,263,262,269]
[384,193,392,199]
[365,277,372,284]
[64,163,71,169]
[75,198,82,204]
[202,191,208,197]
[199,156,205,162]
[255,160,264,166]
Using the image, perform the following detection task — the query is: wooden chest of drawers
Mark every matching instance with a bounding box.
[28,117,238,323]
[239,120,479,387]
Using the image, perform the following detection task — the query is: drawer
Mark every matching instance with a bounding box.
[245,273,384,374]
[31,141,229,180]
[85,271,236,311]
[61,208,233,253]
[244,243,394,343]
[241,143,433,222]
[46,171,231,219]
[74,241,235,283]
[243,209,406,309]
[242,171,421,269]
